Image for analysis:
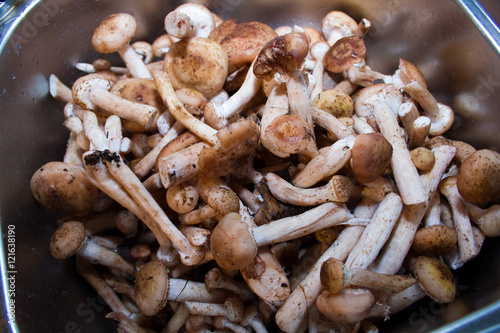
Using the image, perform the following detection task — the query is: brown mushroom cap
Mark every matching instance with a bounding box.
[312,89,354,118]
[414,256,456,303]
[316,289,375,325]
[412,225,458,257]
[198,118,260,177]
[262,114,314,157]
[210,212,258,271]
[206,187,240,216]
[134,260,169,316]
[323,36,366,73]
[253,32,309,79]
[92,13,137,53]
[208,18,278,74]
[351,133,393,183]
[457,149,500,205]
[320,257,345,294]
[397,58,427,89]
[49,221,86,259]
[110,78,165,110]
[163,37,228,97]
[30,161,99,217]
[411,147,435,171]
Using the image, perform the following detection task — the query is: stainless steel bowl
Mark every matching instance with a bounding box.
[1,0,499,332]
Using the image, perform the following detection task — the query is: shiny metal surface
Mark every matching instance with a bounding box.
[0,0,499,332]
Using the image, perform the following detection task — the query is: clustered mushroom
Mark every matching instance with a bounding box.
[34,4,500,333]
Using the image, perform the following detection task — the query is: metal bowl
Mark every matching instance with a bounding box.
[0,0,499,331]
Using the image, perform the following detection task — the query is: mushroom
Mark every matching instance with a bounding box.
[466,202,500,237]
[92,13,151,78]
[316,289,376,325]
[411,147,435,171]
[323,36,366,73]
[71,74,158,129]
[211,202,353,270]
[412,224,458,257]
[184,295,245,322]
[163,37,228,97]
[264,172,354,206]
[131,41,153,64]
[30,161,99,217]
[240,305,268,333]
[439,176,479,268]
[166,183,199,214]
[320,258,415,295]
[370,145,458,274]
[253,32,318,157]
[134,261,230,316]
[204,268,254,303]
[165,3,215,39]
[76,257,131,317]
[106,312,155,333]
[213,316,248,333]
[321,11,359,45]
[50,221,135,276]
[402,81,455,136]
[350,132,393,184]
[208,18,278,75]
[457,149,500,205]
[310,40,332,100]
[49,74,73,103]
[312,88,354,119]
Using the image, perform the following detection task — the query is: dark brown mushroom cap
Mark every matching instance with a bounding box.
[210,212,258,271]
[414,256,456,303]
[50,221,86,259]
[134,260,169,316]
[323,36,366,73]
[208,18,278,74]
[198,118,259,177]
[320,257,345,294]
[351,133,393,183]
[92,13,137,53]
[30,161,99,217]
[253,32,310,79]
[163,37,228,97]
[457,149,500,205]
[412,225,458,257]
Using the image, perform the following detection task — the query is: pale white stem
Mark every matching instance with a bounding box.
[162,303,190,333]
[118,44,152,79]
[398,101,419,136]
[64,132,84,166]
[345,192,403,269]
[292,135,356,188]
[351,115,375,134]
[132,121,185,179]
[79,240,135,276]
[104,115,122,152]
[49,74,73,103]
[75,62,128,75]
[409,116,431,149]
[423,191,442,227]
[370,145,457,274]
[167,279,229,303]
[373,103,428,206]
[83,111,109,151]
[312,107,355,140]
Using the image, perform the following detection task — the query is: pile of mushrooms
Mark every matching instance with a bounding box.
[34,3,500,332]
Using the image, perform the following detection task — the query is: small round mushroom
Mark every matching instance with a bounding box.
[50,221,135,276]
[134,260,170,316]
[92,13,151,78]
[412,225,458,257]
[457,149,500,205]
[323,36,366,74]
[166,183,199,214]
[311,89,354,118]
[316,289,376,325]
[350,133,393,184]
[414,256,456,303]
[163,37,228,97]
[30,161,99,217]
[411,147,435,171]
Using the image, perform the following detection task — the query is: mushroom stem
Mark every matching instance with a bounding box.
[101,150,199,264]
[370,145,457,274]
[49,74,73,103]
[76,256,131,316]
[466,202,500,237]
[265,173,353,206]
[312,107,354,141]
[118,44,152,79]
[345,192,403,269]
[373,102,428,206]
[204,268,255,303]
[320,258,416,295]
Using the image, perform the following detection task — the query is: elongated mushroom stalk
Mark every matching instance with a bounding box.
[49,74,73,103]
[312,107,354,141]
[320,258,415,295]
[211,202,353,271]
[466,202,500,237]
[204,268,254,303]
[134,261,231,316]
[253,32,318,157]
[92,13,151,78]
[439,176,479,269]
[402,81,454,136]
[50,221,135,276]
[165,3,215,39]
[184,295,245,322]
[265,172,354,206]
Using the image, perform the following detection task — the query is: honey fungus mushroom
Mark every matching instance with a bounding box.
[163,37,228,97]
[323,36,366,73]
[30,161,99,217]
[208,18,278,74]
[457,149,500,205]
[350,133,393,184]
